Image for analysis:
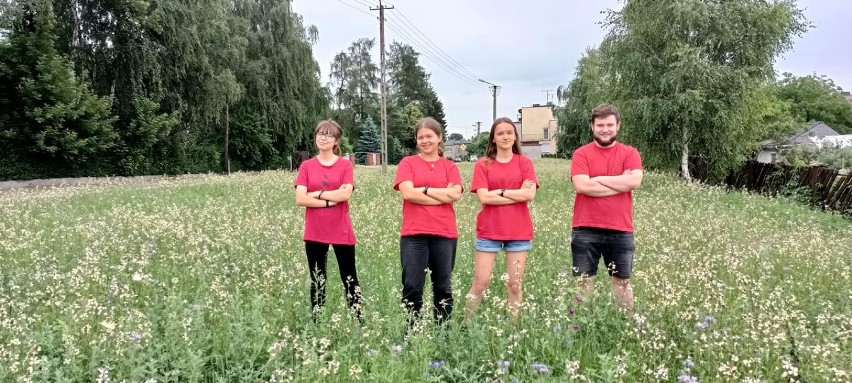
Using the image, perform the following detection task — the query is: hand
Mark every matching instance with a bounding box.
[311,190,321,198]
[328,201,338,207]
[522,179,536,189]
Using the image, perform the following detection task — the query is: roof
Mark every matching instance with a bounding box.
[444,140,471,146]
[761,122,840,148]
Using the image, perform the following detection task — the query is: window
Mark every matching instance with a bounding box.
[543,128,550,140]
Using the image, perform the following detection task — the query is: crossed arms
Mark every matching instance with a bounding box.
[475,179,537,205]
[295,184,353,208]
[571,169,643,197]
[398,181,463,205]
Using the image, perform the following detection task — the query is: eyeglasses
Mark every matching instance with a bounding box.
[316,132,335,139]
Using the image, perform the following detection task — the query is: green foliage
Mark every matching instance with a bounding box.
[466,132,489,158]
[0,0,118,179]
[595,0,808,179]
[554,48,607,157]
[773,73,852,134]
[388,136,405,165]
[782,146,852,170]
[0,0,329,180]
[355,117,380,164]
[447,133,464,141]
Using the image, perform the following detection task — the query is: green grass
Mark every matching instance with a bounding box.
[0,159,849,382]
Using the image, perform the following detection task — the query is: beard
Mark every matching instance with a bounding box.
[593,134,617,147]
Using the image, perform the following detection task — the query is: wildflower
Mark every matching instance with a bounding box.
[392,344,403,354]
[569,306,575,315]
[128,332,142,344]
[366,349,378,357]
[677,374,699,383]
[683,358,694,370]
[497,360,510,374]
[428,360,446,369]
[531,363,550,374]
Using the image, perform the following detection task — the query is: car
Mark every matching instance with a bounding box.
[469,155,478,161]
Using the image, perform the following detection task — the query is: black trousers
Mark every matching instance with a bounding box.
[305,241,362,318]
[400,235,457,324]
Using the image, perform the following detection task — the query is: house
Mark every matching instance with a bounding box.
[517,103,559,156]
[843,91,852,103]
[757,122,840,163]
[444,139,471,161]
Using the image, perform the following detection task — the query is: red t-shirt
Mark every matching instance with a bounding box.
[393,155,463,238]
[470,154,539,240]
[570,142,643,232]
[294,157,356,245]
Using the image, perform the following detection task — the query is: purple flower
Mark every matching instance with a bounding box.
[531,363,550,374]
[392,344,403,354]
[677,374,699,383]
[128,332,142,344]
[429,360,446,369]
[574,295,584,302]
[569,306,575,315]
[683,358,694,370]
[497,360,510,373]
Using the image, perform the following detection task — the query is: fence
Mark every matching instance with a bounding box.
[692,159,852,216]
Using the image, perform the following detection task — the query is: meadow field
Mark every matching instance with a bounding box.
[0,159,849,382]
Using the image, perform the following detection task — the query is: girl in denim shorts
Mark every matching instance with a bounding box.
[463,117,539,322]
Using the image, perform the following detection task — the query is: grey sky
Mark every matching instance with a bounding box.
[292,0,852,139]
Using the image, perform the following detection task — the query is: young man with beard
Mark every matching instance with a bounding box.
[569,104,643,315]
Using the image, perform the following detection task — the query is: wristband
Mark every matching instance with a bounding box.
[326,200,330,207]
[424,186,429,195]
[318,190,324,199]
[499,189,505,197]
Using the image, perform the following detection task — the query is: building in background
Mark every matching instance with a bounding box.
[516,103,558,159]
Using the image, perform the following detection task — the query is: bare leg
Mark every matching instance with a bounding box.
[611,277,634,316]
[505,251,528,322]
[463,251,497,323]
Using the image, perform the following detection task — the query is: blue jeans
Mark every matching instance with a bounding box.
[400,235,457,323]
[570,227,635,279]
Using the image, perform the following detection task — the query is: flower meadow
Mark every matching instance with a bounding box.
[1,159,849,382]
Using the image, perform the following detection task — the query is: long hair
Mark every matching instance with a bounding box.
[413,117,445,157]
[484,117,522,163]
[314,119,344,156]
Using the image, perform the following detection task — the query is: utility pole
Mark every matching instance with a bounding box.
[474,121,482,137]
[479,79,500,122]
[372,0,393,173]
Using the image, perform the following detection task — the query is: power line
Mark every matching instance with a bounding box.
[334,0,375,18]
[384,21,482,89]
[389,11,482,81]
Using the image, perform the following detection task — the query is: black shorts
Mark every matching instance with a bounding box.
[570,227,635,279]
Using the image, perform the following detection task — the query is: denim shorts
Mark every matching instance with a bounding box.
[570,227,634,278]
[475,238,532,252]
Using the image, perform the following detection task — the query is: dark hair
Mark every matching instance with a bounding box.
[484,117,522,163]
[414,117,445,157]
[314,119,344,156]
[589,103,621,124]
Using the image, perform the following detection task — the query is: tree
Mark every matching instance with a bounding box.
[0,0,118,180]
[387,42,448,145]
[355,117,380,164]
[554,48,608,157]
[773,73,852,134]
[466,132,489,158]
[602,0,808,180]
[448,133,464,141]
[329,38,379,144]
